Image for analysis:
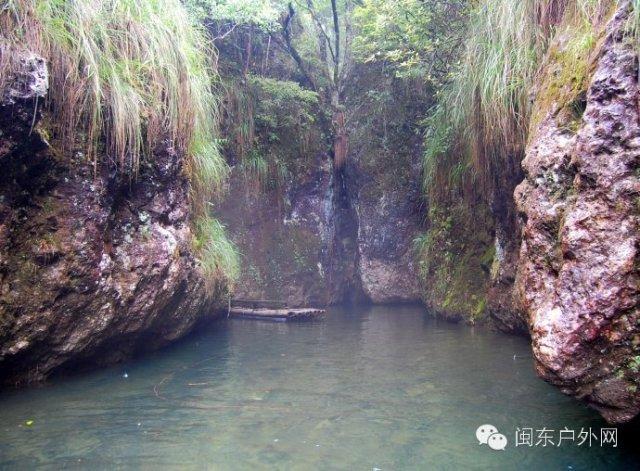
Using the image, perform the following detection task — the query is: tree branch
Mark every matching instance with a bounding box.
[330,0,340,84]
[302,0,337,65]
[276,3,318,91]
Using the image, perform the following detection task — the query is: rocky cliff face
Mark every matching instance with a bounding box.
[214,74,361,306]
[216,58,426,306]
[216,149,356,306]
[487,165,528,335]
[353,173,423,304]
[346,65,425,304]
[515,2,640,423]
[0,52,219,385]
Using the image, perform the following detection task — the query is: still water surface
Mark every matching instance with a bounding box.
[1,305,639,469]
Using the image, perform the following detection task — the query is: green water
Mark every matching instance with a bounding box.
[1,305,638,470]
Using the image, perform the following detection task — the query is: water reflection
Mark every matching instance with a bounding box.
[0,305,638,469]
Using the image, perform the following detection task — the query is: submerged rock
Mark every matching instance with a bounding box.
[515,2,640,423]
[0,50,219,385]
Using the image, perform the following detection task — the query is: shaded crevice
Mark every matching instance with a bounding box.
[330,162,368,304]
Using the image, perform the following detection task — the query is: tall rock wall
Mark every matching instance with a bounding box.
[346,64,425,304]
[515,1,640,423]
[0,52,219,385]
[214,74,361,306]
[216,143,355,306]
[216,58,426,306]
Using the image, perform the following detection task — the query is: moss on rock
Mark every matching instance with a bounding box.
[416,200,493,324]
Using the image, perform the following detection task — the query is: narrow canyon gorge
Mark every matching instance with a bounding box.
[1,0,639,442]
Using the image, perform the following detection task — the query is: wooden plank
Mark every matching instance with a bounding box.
[231,299,287,309]
[229,307,326,322]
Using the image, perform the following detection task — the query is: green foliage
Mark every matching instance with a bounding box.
[416,0,618,321]
[415,201,493,323]
[225,76,319,188]
[353,0,467,83]
[249,77,318,185]
[423,0,546,197]
[194,214,241,288]
[185,0,284,30]
[423,0,613,198]
[249,76,319,130]
[530,1,609,132]
[2,0,227,188]
[240,148,269,183]
[629,356,640,373]
[421,105,465,196]
[1,0,238,286]
[632,0,640,39]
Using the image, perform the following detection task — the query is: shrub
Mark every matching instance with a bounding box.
[223,75,319,190]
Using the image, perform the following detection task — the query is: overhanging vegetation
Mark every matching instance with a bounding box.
[0,0,239,287]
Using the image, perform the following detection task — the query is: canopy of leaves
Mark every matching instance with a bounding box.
[353,0,468,84]
[250,76,319,129]
[185,0,285,30]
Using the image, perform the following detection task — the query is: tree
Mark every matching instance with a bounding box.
[352,0,468,87]
[275,0,353,170]
[185,0,469,172]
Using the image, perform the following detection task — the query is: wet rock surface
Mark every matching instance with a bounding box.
[488,178,528,335]
[217,63,425,306]
[346,64,425,304]
[218,126,423,307]
[216,152,356,306]
[515,2,640,422]
[0,53,218,385]
[0,49,48,160]
[350,137,423,304]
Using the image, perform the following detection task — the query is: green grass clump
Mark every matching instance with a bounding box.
[2,0,226,185]
[423,0,614,198]
[0,0,238,286]
[418,0,619,322]
[632,0,640,37]
[240,148,269,185]
[193,214,240,291]
[628,0,640,66]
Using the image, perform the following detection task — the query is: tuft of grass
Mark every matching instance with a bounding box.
[423,0,614,199]
[193,213,240,291]
[2,0,227,186]
[241,148,269,184]
[0,0,238,287]
[632,0,640,36]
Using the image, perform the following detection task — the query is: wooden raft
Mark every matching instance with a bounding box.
[229,300,325,322]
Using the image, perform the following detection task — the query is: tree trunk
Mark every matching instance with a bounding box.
[333,108,348,171]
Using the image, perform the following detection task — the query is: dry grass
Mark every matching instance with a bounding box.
[1,0,226,188]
